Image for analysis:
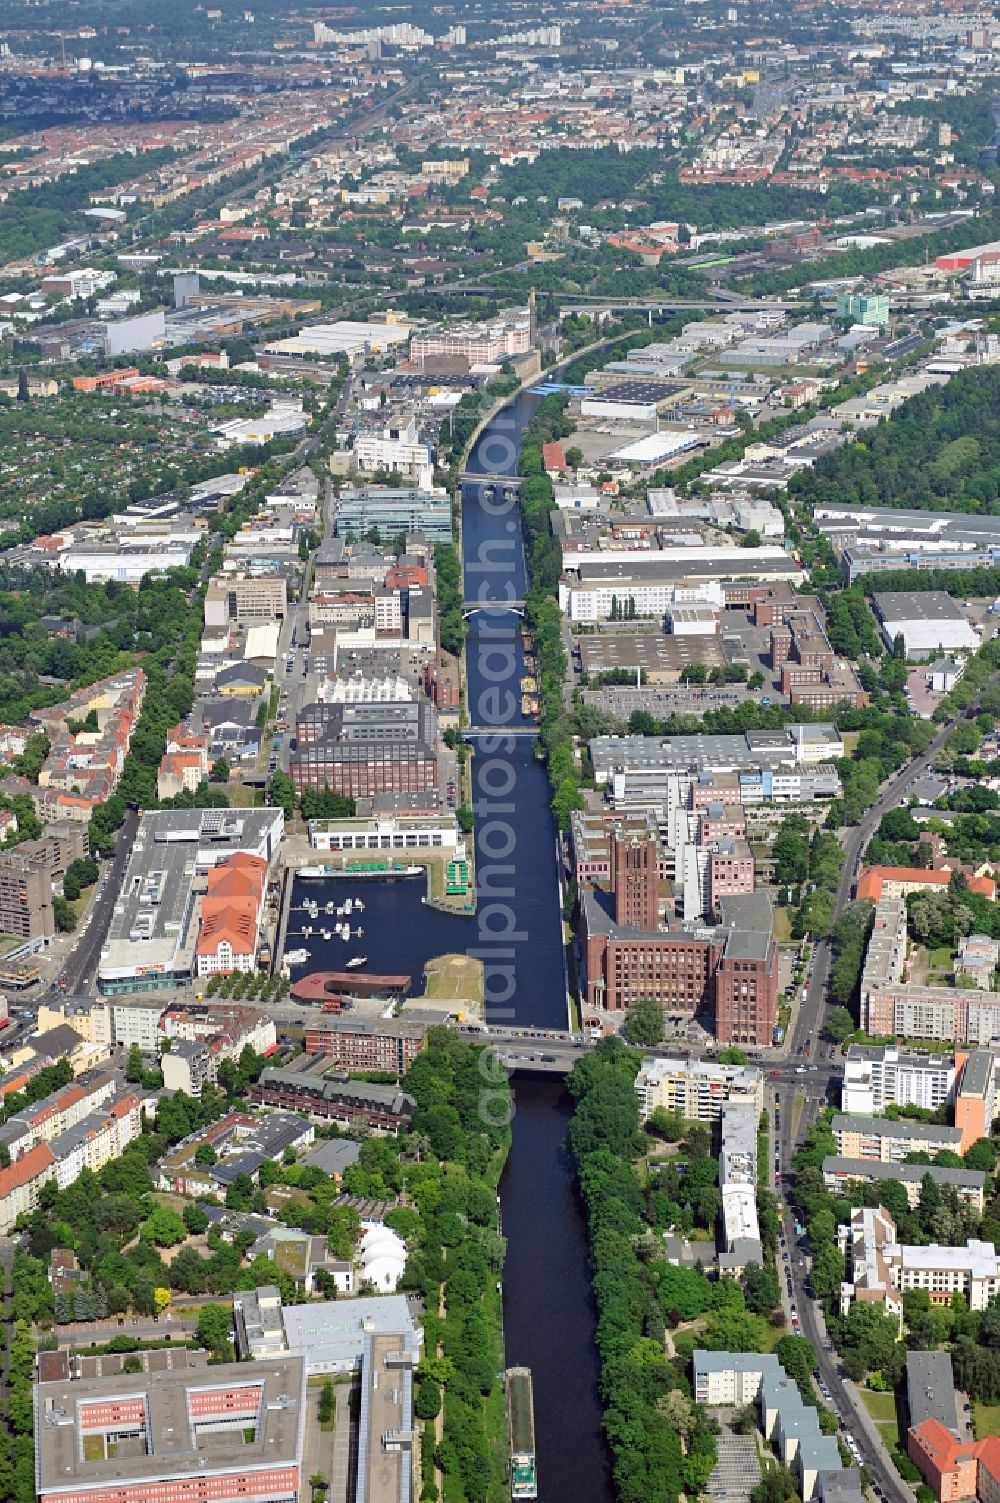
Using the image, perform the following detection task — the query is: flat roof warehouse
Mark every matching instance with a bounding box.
[36,1358,305,1497]
[607,432,704,466]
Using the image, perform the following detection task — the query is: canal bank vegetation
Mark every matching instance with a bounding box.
[435,541,465,658]
[566,1039,726,1503]
[396,1028,512,1503]
[519,393,585,829]
[567,1042,815,1500]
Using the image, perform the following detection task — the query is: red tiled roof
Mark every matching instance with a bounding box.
[0,1142,54,1198]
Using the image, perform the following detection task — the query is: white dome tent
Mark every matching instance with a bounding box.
[359,1223,407,1292]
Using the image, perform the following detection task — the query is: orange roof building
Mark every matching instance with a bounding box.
[542,441,567,473]
[857,865,996,903]
[908,1417,1000,1503]
[0,1142,55,1233]
[195,852,267,978]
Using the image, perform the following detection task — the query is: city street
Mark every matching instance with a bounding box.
[60,807,140,995]
[766,694,1000,1503]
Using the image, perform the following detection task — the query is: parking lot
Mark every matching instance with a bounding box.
[707,1426,761,1502]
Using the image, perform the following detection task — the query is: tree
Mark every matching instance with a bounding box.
[210,756,230,783]
[772,813,811,887]
[774,1336,817,1396]
[565,446,584,469]
[622,995,664,1047]
[742,1262,780,1315]
[317,1380,335,1427]
[731,1403,758,1434]
[647,1106,685,1141]
[183,1204,209,1235]
[966,1138,998,1173]
[125,1044,144,1083]
[684,1123,712,1160]
[414,1380,442,1421]
[52,894,77,932]
[823,1007,855,1044]
[752,1464,798,1503]
[268,769,295,820]
[197,1302,234,1361]
[140,1207,187,1248]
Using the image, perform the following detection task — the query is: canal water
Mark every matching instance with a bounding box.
[464,393,613,1502]
[290,388,611,1499]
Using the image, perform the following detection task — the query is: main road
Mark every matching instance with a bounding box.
[774,695,998,1503]
[59,807,140,995]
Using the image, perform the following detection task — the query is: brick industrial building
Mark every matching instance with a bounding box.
[289,700,438,796]
[577,840,778,1044]
[301,1016,427,1075]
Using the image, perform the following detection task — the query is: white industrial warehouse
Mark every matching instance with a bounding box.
[871,589,979,660]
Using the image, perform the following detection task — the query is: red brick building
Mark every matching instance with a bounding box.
[577,889,778,1045]
[302,1018,426,1074]
[612,827,660,930]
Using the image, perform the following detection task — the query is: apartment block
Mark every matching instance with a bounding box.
[821,1157,986,1213]
[719,1102,762,1276]
[864,985,1000,1046]
[249,1069,416,1131]
[31,668,145,821]
[157,724,210,800]
[841,1045,956,1116]
[954,1049,998,1153]
[694,1351,782,1407]
[301,1017,426,1075]
[693,1351,861,1503]
[0,1076,139,1231]
[634,1055,764,1122]
[840,1205,1000,1319]
[832,1114,963,1163]
[0,850,55,940]
[0,1142,56,1233]
[955,934,999,992]
[48,1094,143,1190]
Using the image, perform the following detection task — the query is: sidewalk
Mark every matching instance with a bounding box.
[842,1376,917,1503]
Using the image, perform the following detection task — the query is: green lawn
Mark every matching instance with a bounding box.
[973,1403,1000,1439]
[773,907,794,943]
[861,1389,899,1450]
